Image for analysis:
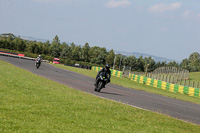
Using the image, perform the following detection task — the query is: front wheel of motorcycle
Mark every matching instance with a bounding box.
[36,64,39,69]
[97,81,103,92]
[94,87,97,91]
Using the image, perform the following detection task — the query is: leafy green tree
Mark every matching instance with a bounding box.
[115,54,120,68]
[89,46,100,64]
[128,56,137,71]
[6,35,12,49]
[35,42,43,54]
[13,37,19,51]
[122,56,137,71]
[70,42,75,51]
[98,47,107,65]
[34,44,39,54]
[26,41,35,53]
[106,49,115,66]
[144,56,156,72]
[60,42,71,59]
[96,51,106,65]
[188,52,200,72]
[72,45,81,61]
[180,58,189,70]
[123,57,129,67]
[155,61,161,69]
[135,56,144,71]
[82,43,90,62]
[161,61,167,67]
[42,41,51,55]
[50,35,61,57]
[167,61,179,67]
[1,37,6,48]
[89,46,107,65]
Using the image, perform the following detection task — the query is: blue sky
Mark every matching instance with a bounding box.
[0,0,200,61]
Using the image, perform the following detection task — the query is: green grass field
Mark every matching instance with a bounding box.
[189,72,200,82]
[53,64,200,104]
[1,61,200,132]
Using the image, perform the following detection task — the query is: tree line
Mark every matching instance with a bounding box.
[0,33,200,72]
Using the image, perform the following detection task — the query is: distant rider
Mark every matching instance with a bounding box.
[95,64,111,88]
[35,55,42,65]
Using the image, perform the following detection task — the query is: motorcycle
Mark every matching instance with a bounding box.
[94,72,109,92]
[36,58,41,69]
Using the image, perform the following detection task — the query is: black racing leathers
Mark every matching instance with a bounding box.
[95,68,111,87]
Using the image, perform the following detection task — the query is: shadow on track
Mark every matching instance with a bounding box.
[99,91,125,96]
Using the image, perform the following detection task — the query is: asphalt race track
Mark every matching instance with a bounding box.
[1,55,200,125]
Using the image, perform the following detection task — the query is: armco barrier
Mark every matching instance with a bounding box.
[64,64,91,70]
[129,73,200,98]
[92,66,123,78]
[0,52,49,63]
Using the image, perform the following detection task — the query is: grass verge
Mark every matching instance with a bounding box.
[189,72,200,82]
[1,61,200,132]
[53,64,200,104]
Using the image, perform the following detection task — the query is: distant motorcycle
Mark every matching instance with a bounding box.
[36,58,41,69]
[94,72,109,92]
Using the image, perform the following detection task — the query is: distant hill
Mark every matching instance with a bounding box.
[19,35,74,45]
[114,50,180,63]
[20,36,50,43]
[14,34,180,63]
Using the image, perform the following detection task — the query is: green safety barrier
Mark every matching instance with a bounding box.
[157,80,162,89]
[150,79,154,86]
[137,75,140,82]
[166,83,170,91]
[143,77,147,84]
[128,73,200,98]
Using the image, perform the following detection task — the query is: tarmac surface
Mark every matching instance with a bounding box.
[1,55,200,125]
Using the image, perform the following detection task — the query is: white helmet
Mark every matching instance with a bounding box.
[39,55,41,57]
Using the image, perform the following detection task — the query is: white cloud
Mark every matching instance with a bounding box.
[197,13,200,23]
[104,0,131,8]
[149,3,181,13]
[182,11,191,18]
[182,11,200,20]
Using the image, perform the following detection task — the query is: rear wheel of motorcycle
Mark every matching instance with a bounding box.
[97,81,103,92]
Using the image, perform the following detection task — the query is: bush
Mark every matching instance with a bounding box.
[189,66,199,72]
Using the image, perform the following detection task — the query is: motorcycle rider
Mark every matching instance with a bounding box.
[94,64,111,88]
[35,55,42,65]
